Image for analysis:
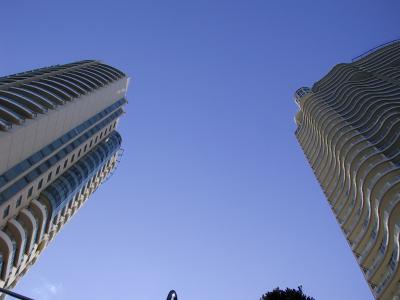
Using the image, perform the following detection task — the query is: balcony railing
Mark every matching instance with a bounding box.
[352,39,400,62]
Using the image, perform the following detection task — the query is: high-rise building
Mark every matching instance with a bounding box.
[295,40,400,300]
[0,60,128,295]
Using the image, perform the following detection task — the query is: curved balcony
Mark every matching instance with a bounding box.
[294,111,303,126]
[0,60,127,131]
[294,87,311,108]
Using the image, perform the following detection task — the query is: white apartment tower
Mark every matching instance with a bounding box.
[0,60,128,295]
[295,41,400,299]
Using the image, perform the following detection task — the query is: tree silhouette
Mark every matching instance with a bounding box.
[260,286,315,300]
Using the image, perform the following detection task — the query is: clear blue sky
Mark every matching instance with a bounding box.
[1,1,399,299]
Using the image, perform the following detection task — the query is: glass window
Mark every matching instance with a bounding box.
[0,176,6,188]
[38,164,49,173]
[52,139,62,149]
[71,154,75,163]
[57,149,67,160]
[60,135,69,143]
[389,250,397,271]
[3,206,9,218]
[38,179,43,190]
[11,161,31,180]
[41,146,52,156]
[48,156,57,165]
[63,160,68,169]
[16,196,22,208]
[47,172,52,183]
[3,168,18,181]
[56,165,61,175]
[28,186,33,198]
[25,169,39,182]
[29,152,43,165]
[0,253,3,276]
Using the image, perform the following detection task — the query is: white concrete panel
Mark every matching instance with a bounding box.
[0,134,12,172]
[8,128,25,169]
[53,106,65,139]
[20,124,37,161]
[32,115,50,154]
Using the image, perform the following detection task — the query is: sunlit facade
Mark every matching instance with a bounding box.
[295,41,400,300]
[0,60,128,296]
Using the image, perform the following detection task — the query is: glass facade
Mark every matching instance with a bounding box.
[41,131,122,217]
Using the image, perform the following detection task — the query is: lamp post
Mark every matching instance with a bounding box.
[166,290,178,300]
[0,287,34,300]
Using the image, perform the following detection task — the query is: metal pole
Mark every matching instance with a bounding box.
[0,287,34,300]
[166,290,178,300]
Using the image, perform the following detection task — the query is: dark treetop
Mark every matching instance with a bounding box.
[260,286,315,300]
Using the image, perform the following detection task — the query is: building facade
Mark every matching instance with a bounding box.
[0,60,128,295]
[295,41,400,299]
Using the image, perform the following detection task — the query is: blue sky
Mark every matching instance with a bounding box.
[1,1,399,299]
